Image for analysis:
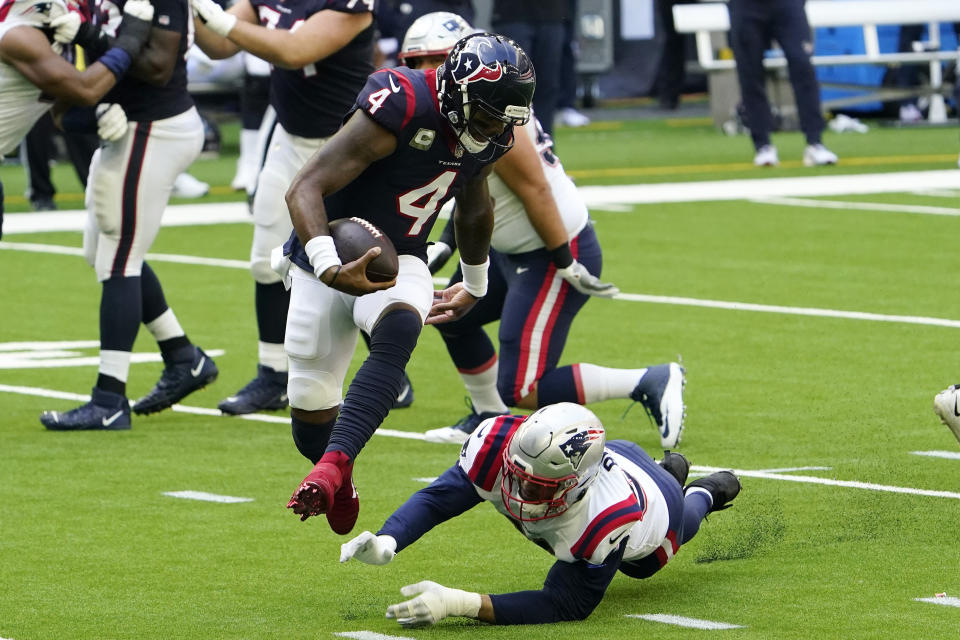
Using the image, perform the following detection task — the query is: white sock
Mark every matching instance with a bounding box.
[259,341,288,372]
[461,359,509,414]
[577,363,648,403]
[145,309,185,342]
[100,349,131,383]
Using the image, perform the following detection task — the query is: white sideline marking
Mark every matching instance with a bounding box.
[0,241,249,270]
[0,340,99,351]
[915,596,960,608]
[751,195,960,216]
[693,465,960,500]
[754,466,832,473]
[626,614,744,629]
[1,203,251,235]
[163,490,253,503]
[7,242,960,330]
[615,293,960,329]
[414,477,439,483]
[0,383,425,441]
[911,450,960,460]
[335,632,416,640]
[578,170,960,206]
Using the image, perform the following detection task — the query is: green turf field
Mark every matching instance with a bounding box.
[2,117,959,639]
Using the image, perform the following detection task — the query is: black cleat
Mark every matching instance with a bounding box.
[133,346,218,415]
[685,471,741,512]
[659,451,690,487]
[218,365,288,415]
[423,409,509,444]
[393,371,414,409]
[41,387,131,431]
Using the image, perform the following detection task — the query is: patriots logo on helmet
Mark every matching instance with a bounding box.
[450,42,503,84]
[559,429,601,470]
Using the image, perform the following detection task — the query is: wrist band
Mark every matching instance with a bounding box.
[98,48,131,78]
[304,235,341,280]
[460,258,489,298]
[548,242,574,269]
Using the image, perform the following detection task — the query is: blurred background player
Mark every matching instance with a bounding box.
[0,0,153,240]
[400,13,686,449]
[340,403,740,627]
[40,0,220,430]
[191,0,377,416]
[281,33,535,535]
[490,0,568,136]
[728,0,837,167]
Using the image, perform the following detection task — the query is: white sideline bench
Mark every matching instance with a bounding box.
[674,0,960,121]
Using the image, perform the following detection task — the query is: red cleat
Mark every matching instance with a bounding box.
[286,450,359,535]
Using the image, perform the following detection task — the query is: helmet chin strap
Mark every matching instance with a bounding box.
[458,127,489,154]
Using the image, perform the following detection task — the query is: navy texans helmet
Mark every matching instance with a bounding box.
[501,403,605,522]
[437,32,535,157]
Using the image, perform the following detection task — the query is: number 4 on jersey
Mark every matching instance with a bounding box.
[397,171,457,236]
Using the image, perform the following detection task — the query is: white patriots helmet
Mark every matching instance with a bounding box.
[398,11,472,65]
[501,403,606,522]
[0,0,71,28]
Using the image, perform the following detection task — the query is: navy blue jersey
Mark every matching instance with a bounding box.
[95,0,194,121]
[286,66,511,270]
[253,0,375,138]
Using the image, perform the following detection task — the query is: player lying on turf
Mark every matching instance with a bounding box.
[340,402,741,627]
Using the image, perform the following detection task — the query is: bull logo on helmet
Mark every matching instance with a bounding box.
[559,429,602,470]
[450,40,503,84]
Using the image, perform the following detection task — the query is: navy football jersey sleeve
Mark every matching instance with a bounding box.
[356,69,423,135]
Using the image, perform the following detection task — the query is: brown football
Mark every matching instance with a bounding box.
[328,217,399,282]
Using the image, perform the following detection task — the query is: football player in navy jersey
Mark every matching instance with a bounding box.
[339,403,740,627]
[280,33,535,535]
[191,0,377,416]
[40,0,222,431]
[401,13,686,450]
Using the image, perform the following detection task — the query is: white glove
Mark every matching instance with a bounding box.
[557,260,620,298]
[49,12,81,45]
[96,104,128,141]
[191,0,237,37]
[386,580,482,628]
[425,241,453,275]
[123,0,155,21]
[339,531,397,565]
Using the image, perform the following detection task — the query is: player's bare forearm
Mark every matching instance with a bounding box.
[452,173,493,265]
[494,135,568,250]
[193,18,241,59]
[129,28,179,85]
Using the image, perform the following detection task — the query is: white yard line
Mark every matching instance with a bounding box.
[1,202,251,234]
[750,195,960,216]
[577,170,960,206]
[334,632,417,640]
[910,450,960,460]
[4,241,959,330]
[0,383,424,441]
[914,596,960,608]
[614,293,960,329]
[163,491,253,503]
[693,465,960,500]
[625,613,744,629]
[0,241,248,270]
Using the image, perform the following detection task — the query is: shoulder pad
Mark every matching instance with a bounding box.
[357,68,419,132]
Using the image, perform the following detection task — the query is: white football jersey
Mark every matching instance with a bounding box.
[486,117,588,255]
[0,22,53,155]
[458,416,672,566]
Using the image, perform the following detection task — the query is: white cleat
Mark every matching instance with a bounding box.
[753,144,779,167]
[631,362,686,448]
[172,173,210,198]
[559,107,591,127]
[933,385,960,446]
[802,143,838,167]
